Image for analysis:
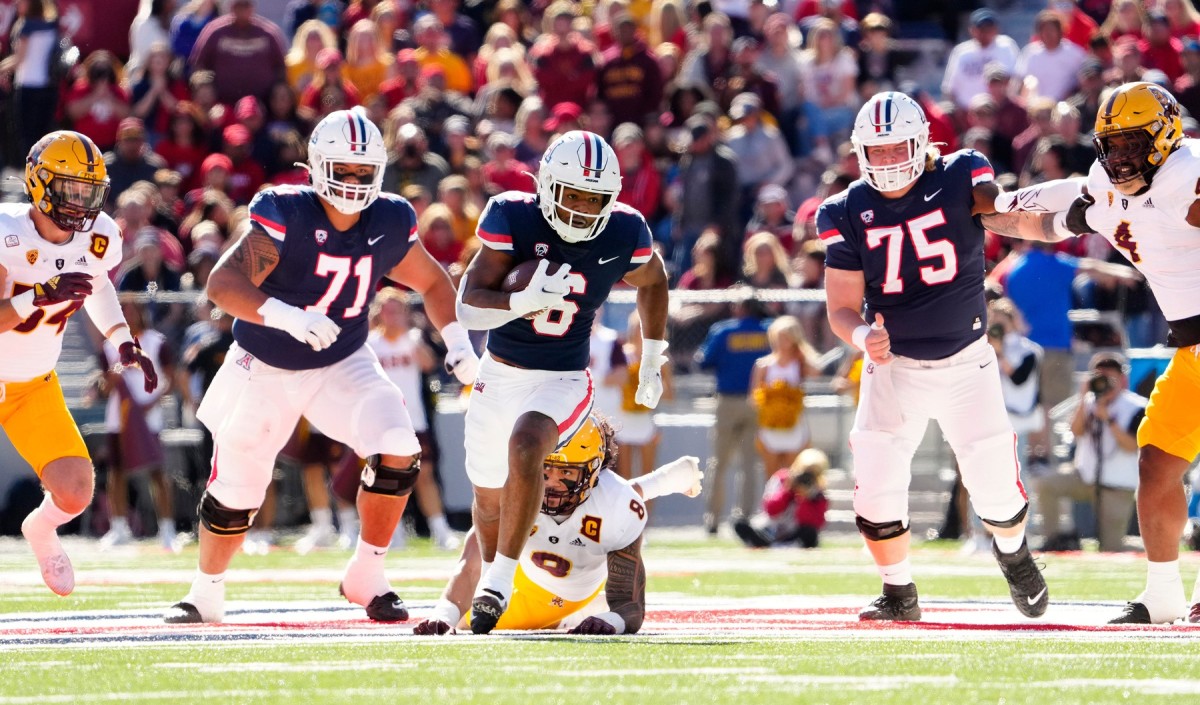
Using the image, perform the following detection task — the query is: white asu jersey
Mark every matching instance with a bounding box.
[0,204,123,381]
[519,471,648,601]
[1084,140,1200,322]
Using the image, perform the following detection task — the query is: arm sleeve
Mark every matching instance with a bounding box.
[1008,352,1038,385]
[817,201,861,271]
[454,280,524,330]
[83,275,129,339]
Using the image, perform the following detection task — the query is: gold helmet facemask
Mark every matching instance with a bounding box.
[542,415,611,516]
[1093,82,1183,186]
[25,131,111,233]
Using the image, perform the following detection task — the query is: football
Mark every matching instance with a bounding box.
[501,259,566,292]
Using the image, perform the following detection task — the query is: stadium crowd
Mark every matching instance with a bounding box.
[1,0,1196,548]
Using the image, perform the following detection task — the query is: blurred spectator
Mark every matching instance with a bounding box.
[105,118,168,207]
[744,184,795,253]
[481,131,529,195]
[1014,11,1087,102]
[798,17,858,164]
[437,174,478,244]
[750,315,817,474]
[186,69,232,137]
[856,12,914,101]
[282,0,323,39]
[513,95,548,164]
[942,8,1020,112]
[733,448,830,548]
[383,122,450,195]
[130,42,189,141]
[63,51,132,151]
[757,12,803,153]
[1163,0,1200,39]
[299,47,361,119]
[541,101,582,140]
[793,167,852,245]
[1048,101,1094,176]
[344,18,391,102]
[473,22,519,91]
[612,122,662,221]
[186,238,221,291]
[98,299,176,552]
[399,65,474,152]
[370,0,410,54]
[987,296,1045,477]
[1142,12,1184,84]
[1010,97,1056,178]
[233,95,274,174]
[740,230,795,302]
[411,14,472,95]
[178,186,234,246]
[418,202,462,268]
[1176,40,1200,120]
[9,0,63,160]
[285,18,337,93]
[529,1,597,111]
[983,63,1030,170]
[128,0,174,79]
[1066,59,1104,133]
[1099,0,1147,43]
[1036,353,1144,552]
[648,0,688,53]
[379,47,419,108]
[726,92,792,219]
[264,79,307,138]
[220,123,265,204]
[189,0,287,105]
[698,294,772,533]
[669,230,734,365]
[401,183,430,217]
[1054,0,1100,50]
[429,0,481,59]
[440,114,475,174]
[171,0,219,63]
[155,101,208,190]
[720,36,780,119]
[597,11,663,128]
[265,126,308,185]
[152,168,185,227]
[678,12,734,108]
[790,239,832,352]
[669,115,739,276]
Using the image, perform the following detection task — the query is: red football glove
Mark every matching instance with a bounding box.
[412,619,453,636]
[118,337,159,393]
[33,272,92,306]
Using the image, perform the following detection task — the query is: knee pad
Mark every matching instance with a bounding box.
[981,503,1028,530]
[855,515,909,541]
[198,492,257,536]
[361,454,420,496]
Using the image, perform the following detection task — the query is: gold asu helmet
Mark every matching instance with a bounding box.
[542,415,614,516]
[25,131,111,233]
[1093,82,1184,185]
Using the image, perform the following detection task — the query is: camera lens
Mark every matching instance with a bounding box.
[1088,373,1111,395]
[987,324,1004,339]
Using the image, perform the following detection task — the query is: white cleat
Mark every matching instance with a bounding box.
[21,515,74,596]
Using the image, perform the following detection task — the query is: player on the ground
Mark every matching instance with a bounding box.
[819,92,1047,621]
[0,130,157,596]
[163,108,478,624]
[455,130,670,634]
[412,415,703,635]
[983,82,1200,624]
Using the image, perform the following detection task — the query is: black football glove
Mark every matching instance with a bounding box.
[33,272,92,306]
[412,619,453,636]
[568,616,619,635]
[1065,193,1097,236]
[119,337,159,393]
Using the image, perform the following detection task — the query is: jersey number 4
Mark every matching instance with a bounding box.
[531,272,588,337]
[865,210,956,294]
[307,254,373,317]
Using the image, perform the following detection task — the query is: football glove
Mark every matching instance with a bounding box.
[509,260,571,317]
[33,272,92,306]
[412,618,454,636]
[441,322,479,385]
[258,297,341,351]
[1065,193,1097,236]
[634,339,669,409]
[568,612,625,635]
[118,337,159,393]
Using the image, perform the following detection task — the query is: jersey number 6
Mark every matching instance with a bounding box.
[864,209,957,294]
[531,271,588,337]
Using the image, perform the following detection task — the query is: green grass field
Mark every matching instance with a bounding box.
[2,534,1199,704]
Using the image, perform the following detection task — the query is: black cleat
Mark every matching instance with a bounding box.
[993,539,1048,618]
[364,592,408,622]
[1109,602,1152,625]
[732,518,771,548]
[859,582,921,621]
[470,589,507,634]
[163,601,203,624]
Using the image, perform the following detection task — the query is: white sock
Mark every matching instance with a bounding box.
[429,598,463,627]
[428,514,451,538]
[342,538,391,605]
[158,518,176,539]
[184,569,226,620]
[110,516,130,533]
[1138,559,1186,622]
[32,495,77,530]
[477,554,518,599]
[310,507,333,530]
[879,559,913,587]
[23,496,77,549]
[480,559,493,582]
[993,532,1026,554]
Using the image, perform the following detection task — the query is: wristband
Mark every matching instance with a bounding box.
[591,611,626,634]
[641,338,669,359]
[440,321,471,349]
[257,297,299,329]
[108,326,134,348]
[851,325,871,353]
[9,290,36,319]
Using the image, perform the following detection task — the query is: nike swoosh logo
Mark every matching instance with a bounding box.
[373,550,387,556]
[368,235,385,246]
[598,255,620,264]
[979,359,993,369]
[1027,587,1047,605]
[923,189,943,202]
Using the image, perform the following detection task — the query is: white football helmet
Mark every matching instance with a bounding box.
[851,92,929,193]
[537,130,622,243]
[308,107,387,215]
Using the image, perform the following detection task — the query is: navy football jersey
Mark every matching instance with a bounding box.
[477,191,653,371]
[818,150,995,360]
[235,186,418,370]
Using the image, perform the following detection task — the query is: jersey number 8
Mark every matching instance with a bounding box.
[531,271,588,337]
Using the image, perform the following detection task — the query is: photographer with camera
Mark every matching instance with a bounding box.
[733,448,830,549]
[1034,352,1145,552]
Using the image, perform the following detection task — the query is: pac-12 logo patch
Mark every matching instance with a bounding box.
[4,235,17,247]
[315,229,328,245]
[535,243,549,257]
[861,210,874,224]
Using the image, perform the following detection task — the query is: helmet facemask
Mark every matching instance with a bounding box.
[851,92,929,193]
[307,109,387,215]
[311,155,385,215]
[1093,129,1156,185]
[541,455,603,516]
[855,134,926,193]
[42,172,110,232]
[539,178,615,243]
[537,130,623,243]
